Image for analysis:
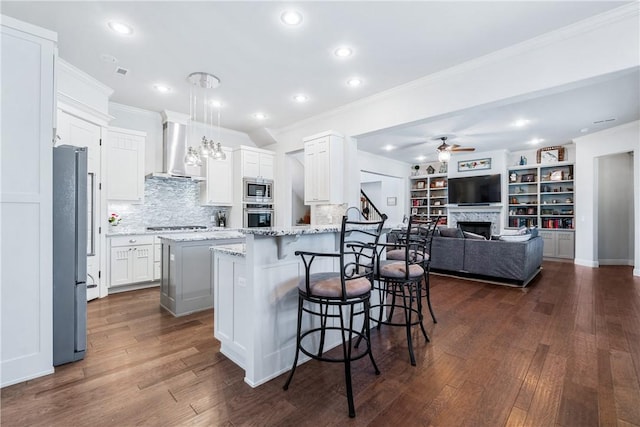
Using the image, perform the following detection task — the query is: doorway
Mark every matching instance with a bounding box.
[597,152,635,265]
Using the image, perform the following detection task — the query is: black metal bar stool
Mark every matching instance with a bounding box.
[386,215,439,323]
[371,214,433,365]
[283,214,386,418]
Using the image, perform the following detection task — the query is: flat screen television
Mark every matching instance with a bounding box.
[448,174,501,205]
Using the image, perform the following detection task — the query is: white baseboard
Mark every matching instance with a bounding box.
[598,259,634,266]
[574,258,599,268]
[634,268,640,277]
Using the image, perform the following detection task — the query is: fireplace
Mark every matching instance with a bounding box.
[457,221,492,239]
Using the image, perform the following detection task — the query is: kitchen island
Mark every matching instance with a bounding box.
[212,225,384,388]
[159,231,245,316]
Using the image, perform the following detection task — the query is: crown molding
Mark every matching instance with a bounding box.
[58,59,113,97]
[110,102,162,119]
[57,94,113,125]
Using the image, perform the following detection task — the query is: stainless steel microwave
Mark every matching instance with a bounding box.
[243,178,273,203]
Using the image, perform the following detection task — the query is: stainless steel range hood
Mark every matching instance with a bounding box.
[146,111,205,181]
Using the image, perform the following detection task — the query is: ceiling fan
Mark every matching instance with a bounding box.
[433,135,476,154]
[432,135,475,162]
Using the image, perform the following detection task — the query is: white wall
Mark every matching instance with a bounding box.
[598,153,634,265]
[361,171,405,226]
[574,120,640,275]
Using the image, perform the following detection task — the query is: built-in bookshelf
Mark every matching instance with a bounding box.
[508,162,575,259]
[410,174,448,224]
[507,162,574,230]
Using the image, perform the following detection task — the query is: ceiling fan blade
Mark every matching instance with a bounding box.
[451,147,476,152]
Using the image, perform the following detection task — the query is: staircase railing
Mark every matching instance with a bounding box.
[360,189,384,222]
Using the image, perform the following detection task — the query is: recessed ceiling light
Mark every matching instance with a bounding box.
[107,20,133,35]
[513,119,530,127]
[580,127,589,133]
[529,138,544,145]
[153,84,170,93]
[253,112,267,120]
[209,100,222,108]
[293,94,308,103]
[346,78,362,87]
[383,145,395,151]
[334,47,353,58]
[416,156,426,162]
[280,10,303,26]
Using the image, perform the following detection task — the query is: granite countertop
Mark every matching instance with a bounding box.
[238,225,341,236]
[238,224,386,237]
[106,227,233,237]
[211,244,246,257]
[157,231,245,242]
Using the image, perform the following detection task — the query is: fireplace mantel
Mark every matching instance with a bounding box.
[447,205,504,236]
[448,204,503,213]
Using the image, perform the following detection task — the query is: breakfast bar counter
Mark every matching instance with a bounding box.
[212,225,382,387]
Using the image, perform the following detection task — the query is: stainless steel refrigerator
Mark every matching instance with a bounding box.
[53,145,87,365]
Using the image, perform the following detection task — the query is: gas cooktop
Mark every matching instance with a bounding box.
[146,225,207,231]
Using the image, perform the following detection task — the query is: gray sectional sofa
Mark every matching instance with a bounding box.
[429,232,544,287]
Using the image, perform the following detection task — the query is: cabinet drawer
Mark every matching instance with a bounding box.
[110,235,154,247]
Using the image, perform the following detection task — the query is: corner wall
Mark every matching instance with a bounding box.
[574,120,640,275]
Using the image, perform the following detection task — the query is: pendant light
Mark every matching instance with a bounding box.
[184,72,225,166]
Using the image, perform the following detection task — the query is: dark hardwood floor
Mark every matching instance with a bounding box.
[2,262,639,426]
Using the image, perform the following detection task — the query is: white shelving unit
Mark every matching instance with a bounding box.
[507,162,575,259]
[410,174,448,224]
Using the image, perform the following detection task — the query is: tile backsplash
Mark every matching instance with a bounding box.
[107,178,227,230]
[312,204,348,225]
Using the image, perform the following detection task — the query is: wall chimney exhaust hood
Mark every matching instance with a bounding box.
[146,111,205,181]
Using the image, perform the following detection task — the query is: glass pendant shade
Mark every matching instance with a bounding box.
[186,72,225,163]
[438,149,451,163]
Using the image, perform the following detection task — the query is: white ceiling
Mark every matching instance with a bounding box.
[3,1,638,163]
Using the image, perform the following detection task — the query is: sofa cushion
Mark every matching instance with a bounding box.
[438,227,464,238]
[463,231,486,240]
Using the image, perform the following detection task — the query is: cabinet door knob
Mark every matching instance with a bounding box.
[129,239,136,243]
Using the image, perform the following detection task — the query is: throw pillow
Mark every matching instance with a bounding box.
[463,231,486,240]
[438,227,464,238]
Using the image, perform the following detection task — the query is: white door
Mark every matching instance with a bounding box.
[57,110,102,300]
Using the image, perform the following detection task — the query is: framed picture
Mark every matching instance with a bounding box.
[521,173,535,183]
[550,170,564,181]
[458,158,491,172]
[527,207,535,215]
[386,197,397,206]
[416,181,425,189]
[537,146,566,164]
[434,180,445,188]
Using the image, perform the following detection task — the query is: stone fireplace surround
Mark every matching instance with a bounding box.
[448,205,503,237]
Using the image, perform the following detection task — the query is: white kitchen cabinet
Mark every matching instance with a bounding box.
[539,230,575,259]
[109,235,154,287]
[236,146,274,180]
[303,131,344,204]
[106,127,146,203]
[200,147,233,206]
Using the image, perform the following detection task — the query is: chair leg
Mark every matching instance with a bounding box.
[400,283,416,366]
[283,295,304,391]
[340,305,356,418]
[317,302,329,357]
[415,281,430,342]
[364,298,380,375]
[424,270,437,323]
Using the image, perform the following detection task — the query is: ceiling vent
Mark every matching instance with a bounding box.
[115,66,129,76]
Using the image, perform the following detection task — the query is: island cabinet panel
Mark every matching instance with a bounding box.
[160,234,245,317]
[213,253,249,368]
[213,228,382,388]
